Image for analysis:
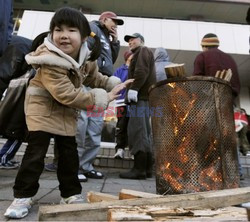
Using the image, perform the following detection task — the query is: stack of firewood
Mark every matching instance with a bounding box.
[165,63,186,78]
[38,187,250,221]
[215,69,232,82]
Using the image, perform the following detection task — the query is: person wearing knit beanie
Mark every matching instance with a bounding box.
[201,33,220,48]
[193,32,241,179]
[193,33,240,99]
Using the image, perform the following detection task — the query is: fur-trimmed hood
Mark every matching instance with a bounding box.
[25,35,90,70]
[24,34,122,137]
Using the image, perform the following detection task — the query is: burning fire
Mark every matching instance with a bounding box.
[159,82,238,194]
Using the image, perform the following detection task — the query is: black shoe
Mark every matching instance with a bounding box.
[84,170,104,179]
[119,151,147,179]
[0,160,19,169]
[119,168,146,179]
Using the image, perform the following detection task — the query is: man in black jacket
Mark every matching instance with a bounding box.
[87,11,123,76]
[119,33,156,179]
[0,35,32,100]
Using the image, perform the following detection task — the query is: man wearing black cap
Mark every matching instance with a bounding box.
[119,33,156,179]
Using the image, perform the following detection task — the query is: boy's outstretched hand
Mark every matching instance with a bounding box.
[108,79,134,102]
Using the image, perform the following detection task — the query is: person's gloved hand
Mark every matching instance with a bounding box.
[127,89,138,103]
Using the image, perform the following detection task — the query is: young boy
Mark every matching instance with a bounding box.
[4,7,131,219]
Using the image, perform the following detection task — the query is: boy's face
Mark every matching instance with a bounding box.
[52,25,83,59]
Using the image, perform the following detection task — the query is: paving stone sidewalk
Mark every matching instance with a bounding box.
[0,167,156,221]
[0,165,249,221]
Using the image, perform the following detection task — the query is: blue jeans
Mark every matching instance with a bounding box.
[76,110,103,173]
[0,139,22,164]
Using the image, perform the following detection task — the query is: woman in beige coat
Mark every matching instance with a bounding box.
[5,7,131,219]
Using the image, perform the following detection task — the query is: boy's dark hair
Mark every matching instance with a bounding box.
[30,31,49,52]
[50,7,101,61]
[21,31,50,73]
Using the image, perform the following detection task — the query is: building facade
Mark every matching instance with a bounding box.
[13,0,250,112]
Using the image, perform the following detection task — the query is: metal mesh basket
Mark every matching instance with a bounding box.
[149,76,240,195]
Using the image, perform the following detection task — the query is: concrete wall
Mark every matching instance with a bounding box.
[18,10,250,55]
[18,10,250,113]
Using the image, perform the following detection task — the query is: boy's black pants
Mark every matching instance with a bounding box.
[13,131,81,198]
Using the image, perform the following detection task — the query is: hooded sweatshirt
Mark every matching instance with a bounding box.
[154,47,171,82]
[87,20,120,76]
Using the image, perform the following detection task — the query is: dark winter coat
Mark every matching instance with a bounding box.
[0,0,13,57]
[87,21,120,76]
[24,37,120,136]
[193,47,240,98]
[127,46,156,101]
[0,35,32,99]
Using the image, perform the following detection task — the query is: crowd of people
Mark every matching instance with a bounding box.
[0,2,249,219]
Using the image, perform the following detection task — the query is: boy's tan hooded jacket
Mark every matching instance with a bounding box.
[25,37,120,136]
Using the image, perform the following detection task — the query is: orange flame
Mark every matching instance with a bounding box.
[159,84,235,194]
